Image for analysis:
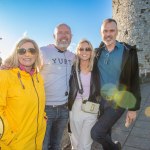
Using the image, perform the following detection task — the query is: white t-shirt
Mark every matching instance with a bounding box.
[40,44,75,105]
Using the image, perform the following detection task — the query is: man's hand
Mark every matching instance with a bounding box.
[0,64,12,70]
[125,111,136,128]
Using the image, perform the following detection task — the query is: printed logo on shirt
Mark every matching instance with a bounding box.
[51,58,72,65]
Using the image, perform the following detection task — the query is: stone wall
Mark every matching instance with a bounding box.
[112,0,150,75]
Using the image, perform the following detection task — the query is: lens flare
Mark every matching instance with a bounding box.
[101,83,118,101]
[145,107,150,117]
[114,91,136,109]
[101,84,136,109]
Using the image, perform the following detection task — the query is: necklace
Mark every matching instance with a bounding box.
[104,52,110,64]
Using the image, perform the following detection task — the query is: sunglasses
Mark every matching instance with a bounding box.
[17,48,37,55]
[79,47,92,52]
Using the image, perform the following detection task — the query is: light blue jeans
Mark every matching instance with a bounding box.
[43,104,69,150]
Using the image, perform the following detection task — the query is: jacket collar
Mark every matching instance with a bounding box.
[19,64,35,76]
[12,68,37,77]
[95,41,137,72]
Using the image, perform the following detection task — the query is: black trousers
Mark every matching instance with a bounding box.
[91,99,125,150]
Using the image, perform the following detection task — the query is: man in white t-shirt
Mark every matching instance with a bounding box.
[41,23,75,150]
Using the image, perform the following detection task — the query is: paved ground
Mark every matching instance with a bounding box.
[62,82,150,150]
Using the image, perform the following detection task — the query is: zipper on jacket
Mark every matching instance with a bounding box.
[31,76,40,150]
[17,71,25,89]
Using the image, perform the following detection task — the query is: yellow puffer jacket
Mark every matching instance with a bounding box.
[0,68,46,150]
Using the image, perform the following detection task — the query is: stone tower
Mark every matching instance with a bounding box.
[112,0,150,74]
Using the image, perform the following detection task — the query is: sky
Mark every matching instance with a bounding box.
[0,0,112,60]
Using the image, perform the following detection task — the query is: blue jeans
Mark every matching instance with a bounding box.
[91,99,125,150]
[43,104,69,150]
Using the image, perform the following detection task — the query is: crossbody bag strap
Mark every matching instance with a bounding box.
[75,64,85,102]
[75,64,83,94]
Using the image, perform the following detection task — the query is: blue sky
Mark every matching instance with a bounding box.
[0,0,112,59]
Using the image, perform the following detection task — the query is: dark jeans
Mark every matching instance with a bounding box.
[91,99,125,150]
[43,104,69,150]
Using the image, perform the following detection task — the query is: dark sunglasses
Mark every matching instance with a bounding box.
[17,48,37,55]
[79,47,92,52]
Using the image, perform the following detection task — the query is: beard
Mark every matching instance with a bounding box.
[104,39,116,46]
[103,36,116,46]
[58,43,69,49]
[56,41,70,50]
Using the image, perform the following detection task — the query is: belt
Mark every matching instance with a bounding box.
[48,102,68,108]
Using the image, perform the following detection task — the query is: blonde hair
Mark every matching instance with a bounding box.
[75,39,95,72]
[4,38,42,70]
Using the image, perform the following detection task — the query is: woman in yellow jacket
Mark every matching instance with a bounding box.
[0,38,46,150]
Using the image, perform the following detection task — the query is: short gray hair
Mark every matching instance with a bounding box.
[54,23,72,35]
